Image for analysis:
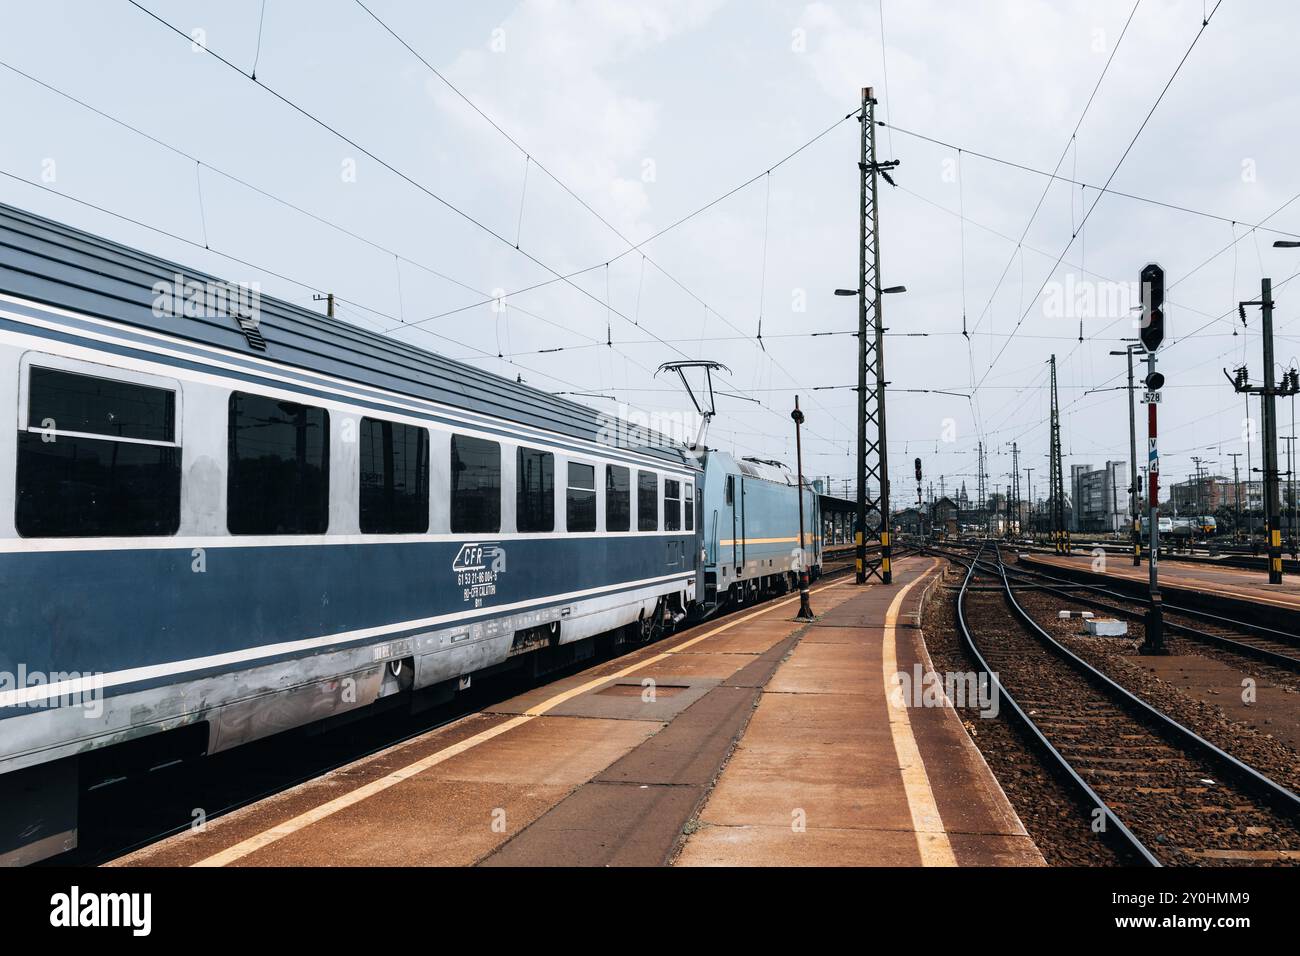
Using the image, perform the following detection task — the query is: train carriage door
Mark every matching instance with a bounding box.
[814,491,822,563]
[738,476,747,571]
[725,473,739,573]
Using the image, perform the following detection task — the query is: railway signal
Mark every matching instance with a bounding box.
[914,456,924,523]
[1138,263,1165,353]
[1139,264,1167,655]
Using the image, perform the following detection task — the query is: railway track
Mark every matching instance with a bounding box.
[926,541,1300,670]
[997,558,1300,670]
[955,543,1300,866]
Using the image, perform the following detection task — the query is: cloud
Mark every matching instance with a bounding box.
[428,0,725,240]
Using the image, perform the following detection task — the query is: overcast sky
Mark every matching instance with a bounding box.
[3,0,1299,506]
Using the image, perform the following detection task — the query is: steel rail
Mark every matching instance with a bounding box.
[992,559,1300,670]
[988,545,1300,823]
[953,543,1160,866]
[921,541,1299,664]
[1012,554,1300,647]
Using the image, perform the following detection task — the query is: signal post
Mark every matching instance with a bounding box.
[1140,263,1167,655]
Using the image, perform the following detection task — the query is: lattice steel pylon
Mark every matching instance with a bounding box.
[855,86,900,584]
[1049,354,1069,554]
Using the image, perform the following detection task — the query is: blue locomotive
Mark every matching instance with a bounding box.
[0,202,821,863]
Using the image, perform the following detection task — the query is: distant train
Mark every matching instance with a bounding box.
[1135,515,1175,534]
[1170,516,1218,536]
[1133,515,1218,536]
[0,202,821,863]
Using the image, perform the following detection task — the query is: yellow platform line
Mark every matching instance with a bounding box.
[880,559,957,867]
[190,576,857,867]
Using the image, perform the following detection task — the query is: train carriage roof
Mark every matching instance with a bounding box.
[0,201,690,467]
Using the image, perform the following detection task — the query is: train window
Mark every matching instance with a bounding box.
[516,446,554,533]
[567,461,596,532]
[664,479,681,531]
[16,367,180,536]
[685,481,694,531]
[359,418,429,534]
[450,434,500,533]
[637,471,658,531]
[725,474,735,506]
[228,392,329,534]
[606,465,630,532]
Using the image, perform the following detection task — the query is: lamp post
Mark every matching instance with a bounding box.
[792,397,815,620]
[836,283,906,585]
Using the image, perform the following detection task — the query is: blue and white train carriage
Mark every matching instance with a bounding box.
[0,202,824,864]
[0,202,707,863]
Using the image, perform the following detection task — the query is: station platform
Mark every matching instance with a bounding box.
[1019,551,1300,612]
[112,557,1039,868]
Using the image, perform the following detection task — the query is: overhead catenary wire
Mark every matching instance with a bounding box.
[7,13,859,460]
[125,0,705,375]
[250,0,269,80]
[123,1,867,457]
[340,0,863,448]
[348,0,857,437]
[954,0,1143,345]
[973,0,1227,397]
[0,55,605,352]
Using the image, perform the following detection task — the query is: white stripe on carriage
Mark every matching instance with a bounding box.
[0,529,695,553]
[0,296,697,473]
[0,570,694,708]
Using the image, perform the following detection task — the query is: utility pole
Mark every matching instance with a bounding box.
[1024,467,1035,537]
[1049,355,1068,555]
[1110,460,1120,538]
[1227,278,1300,583]
[1004,472,1011,539]
[1191,455,1205,551]
[1116,344,1141,564]
[1227,451,1243,543]
[1011,442,1020,539]
[1288,391,1297,557]
[1283,432,1297,557]
[1245,393,1254,545]
[850,86,901,586]
[313,292,335,318]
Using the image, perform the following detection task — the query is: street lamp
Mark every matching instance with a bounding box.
[838,283,907,584]
[835,285,908,296]
[792,397,814,620]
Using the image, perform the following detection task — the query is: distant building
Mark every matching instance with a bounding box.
[1071,461,1129,533]
[894,507,926,536]
[931,495,960,537]
[1170,475,1262,514]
